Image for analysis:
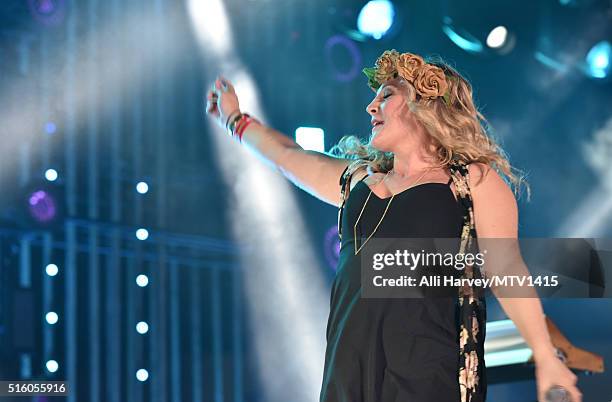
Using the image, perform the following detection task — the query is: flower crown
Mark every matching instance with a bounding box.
[362,49,452,105]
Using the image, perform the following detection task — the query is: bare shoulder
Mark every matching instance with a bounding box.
[467,162,513,198]
[350,167,373,189]
[467,162,518,237]
[340,160,372,191]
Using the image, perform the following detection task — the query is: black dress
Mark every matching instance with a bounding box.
[320,168,487,402]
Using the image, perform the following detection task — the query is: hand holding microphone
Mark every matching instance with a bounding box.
[544,385,572,402]
[535,348,582,402]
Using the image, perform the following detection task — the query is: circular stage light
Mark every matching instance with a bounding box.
[324,225,341,271]
[45,360,59,373]
[27,0,66,26]
[585,41,610,79]
[357,0,396,40]
[324,35,362,83]
[28,190,57,223]
[136,369,149,382]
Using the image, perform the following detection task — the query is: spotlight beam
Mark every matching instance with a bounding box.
[187,1,329,401]
[0,5,187,181]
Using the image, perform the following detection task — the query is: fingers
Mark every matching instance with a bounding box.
[205,88,219,116]
[205,75,236,123]
[567,385,582,402]
[205,99,217,116]
[209,83,219,100]
[568,371,581,402]
[209,75,234,99]
[216,75,234,93]
[541,384,582,402]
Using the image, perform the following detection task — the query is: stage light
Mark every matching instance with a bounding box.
[561,116,612,237]
[27,0,66,26]
[534,51,570,74]
[136,274,149,287]
[45,264,59,276]
[442,18,483,54]
[31,0,58,14]
[135,228,149,241]
[559,0,597,6]
[585,41,610,79]
[189,2,329,396]
[136,321,149,334]
[136,369,149,382]
[324,225,341,271]
[324,35,362,83]
[486,26,508,49]
[136,181,149,194]
[45,360,59,373]
[45,312,59,325]
[357,0,395,40]
[44,169,58,182]
[295,127,325,152]
[45,122,56,134]
[28,190,57,223]
[187,0,232,57]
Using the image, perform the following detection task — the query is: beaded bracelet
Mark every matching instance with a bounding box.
[227,112,243,133]
[225,110,242,132]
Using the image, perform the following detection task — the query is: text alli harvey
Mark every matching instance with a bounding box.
[372,275,560,288]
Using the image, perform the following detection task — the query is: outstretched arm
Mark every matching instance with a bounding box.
[469,163,582,402]
[205,76,351,207]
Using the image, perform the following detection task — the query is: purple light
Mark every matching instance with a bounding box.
[37,0,55,14]
[324,35,362,83]
[45,122,56,134]
[28,190,57,223]
[28,0,66,26]
[324,225,341,271]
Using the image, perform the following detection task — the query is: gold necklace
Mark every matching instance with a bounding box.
[353,166,435,255]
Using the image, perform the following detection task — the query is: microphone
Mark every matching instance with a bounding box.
[545,385,572,402]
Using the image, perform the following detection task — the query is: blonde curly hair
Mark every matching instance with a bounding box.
[329,54,530,199]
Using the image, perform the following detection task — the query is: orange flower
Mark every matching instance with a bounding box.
[364,50,452,102]
[396,53,425,81]
[413,64,449,99]
[374,49,400,83]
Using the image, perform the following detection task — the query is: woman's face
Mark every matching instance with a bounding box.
[366,78,422,152]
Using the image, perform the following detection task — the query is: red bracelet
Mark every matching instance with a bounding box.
[234,115,249,141]
[237,116,255,141]
[232,113,260,143]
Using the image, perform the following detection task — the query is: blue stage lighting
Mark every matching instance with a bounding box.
[136,321,149,334]
[44,169,58,182]
[357,0,395,40]
[585,41,610,79]
[46,264,59,276]
[295,127,325,152]
[136,368,149,382]
[46,312,59,325]
[136,181,149,194]
[45,360,59,373]
[136,228,149,241]
[136,274,149,287]
[45,122,56,134]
